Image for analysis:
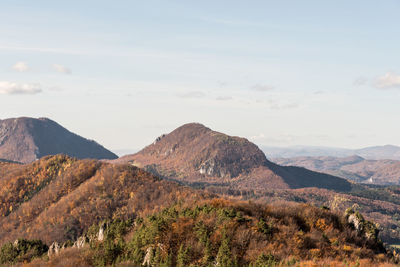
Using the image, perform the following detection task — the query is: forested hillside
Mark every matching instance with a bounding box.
[0,155,207,245]
[0,155,398,266]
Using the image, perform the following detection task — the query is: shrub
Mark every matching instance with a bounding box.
[0,238,48,264]
[250,253,277,267]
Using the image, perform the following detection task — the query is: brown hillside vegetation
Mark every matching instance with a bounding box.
[116,123,351,192]
[112,123,400,246]
[0,155,397,266]
[0,155,208,245]
[2,199,396,266]
[249,186,400,245]
[0,117,118,163]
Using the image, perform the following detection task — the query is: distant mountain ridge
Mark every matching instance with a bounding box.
[263,145,400,160]
[116,123,352,192]
[0,117,118,163]
[273,155,400,185]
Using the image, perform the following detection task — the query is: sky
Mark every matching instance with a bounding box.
[1,0,400,154]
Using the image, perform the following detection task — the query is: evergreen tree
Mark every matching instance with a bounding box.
[216,234,236,267]
[177,244,190,267]
[151,246,161,266]
[202,240,213,266]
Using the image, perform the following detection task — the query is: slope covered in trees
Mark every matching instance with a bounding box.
[1,199,396,266]
[0,155,207,245]
[112,123,400,247]
[0,154,399,266]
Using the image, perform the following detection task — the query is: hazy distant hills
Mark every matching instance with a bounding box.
[357,145,400,160]
[116,123,352,192]
[0,117,118,163]
[263,145,400,160]
[273,155,400,185]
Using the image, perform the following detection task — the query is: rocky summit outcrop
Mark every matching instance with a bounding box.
[116,123,352,192]
[345,208,380,242]
[0,117,118,163]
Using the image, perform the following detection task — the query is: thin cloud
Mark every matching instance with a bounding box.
[374,72,400,89]
[216,96,233,101]
[178,91,206,98]
[12,62,29,72]
[262,99,299,110]
[251,84,274,92]
[250,133,265,140]
[198,17,260,27]
[53,64,71,74]
[0,81,42,95]
[217,81,228,87]
[353,76,367,86]
[48,86,64,92]
[268,102,299,110]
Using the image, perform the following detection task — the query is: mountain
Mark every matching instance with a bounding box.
[263,145,400,160]
[0,156,391,266]
[116,123,352,192]
[0,155,208,245]
[0,117,118,163]
[273,155,400,185]
[356,145,400,161]
[111,123,400,246]
[262,145,354,158]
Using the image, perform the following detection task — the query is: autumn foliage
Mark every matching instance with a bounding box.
[0,155,397,266]
[3,199,396,266]
[0,155,208,245]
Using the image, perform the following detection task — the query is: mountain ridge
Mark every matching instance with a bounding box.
[0,155,207,245]
[0,117,118,163]
[273,155,400,185]
[262,145,400,160]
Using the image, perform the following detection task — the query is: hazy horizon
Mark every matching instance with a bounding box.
[2,1,400,151]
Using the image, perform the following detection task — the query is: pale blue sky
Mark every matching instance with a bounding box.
[1,1,400,153]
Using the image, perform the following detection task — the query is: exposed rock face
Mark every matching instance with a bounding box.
[115,123,352,192]
[345,208,379,241]
[48,241,60,257]
[141,243,165,266]
[73,236,87,248]
[348,213,363,233]
[0,117,118,163]
[142,246,153,266]
[97,222,108,241]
